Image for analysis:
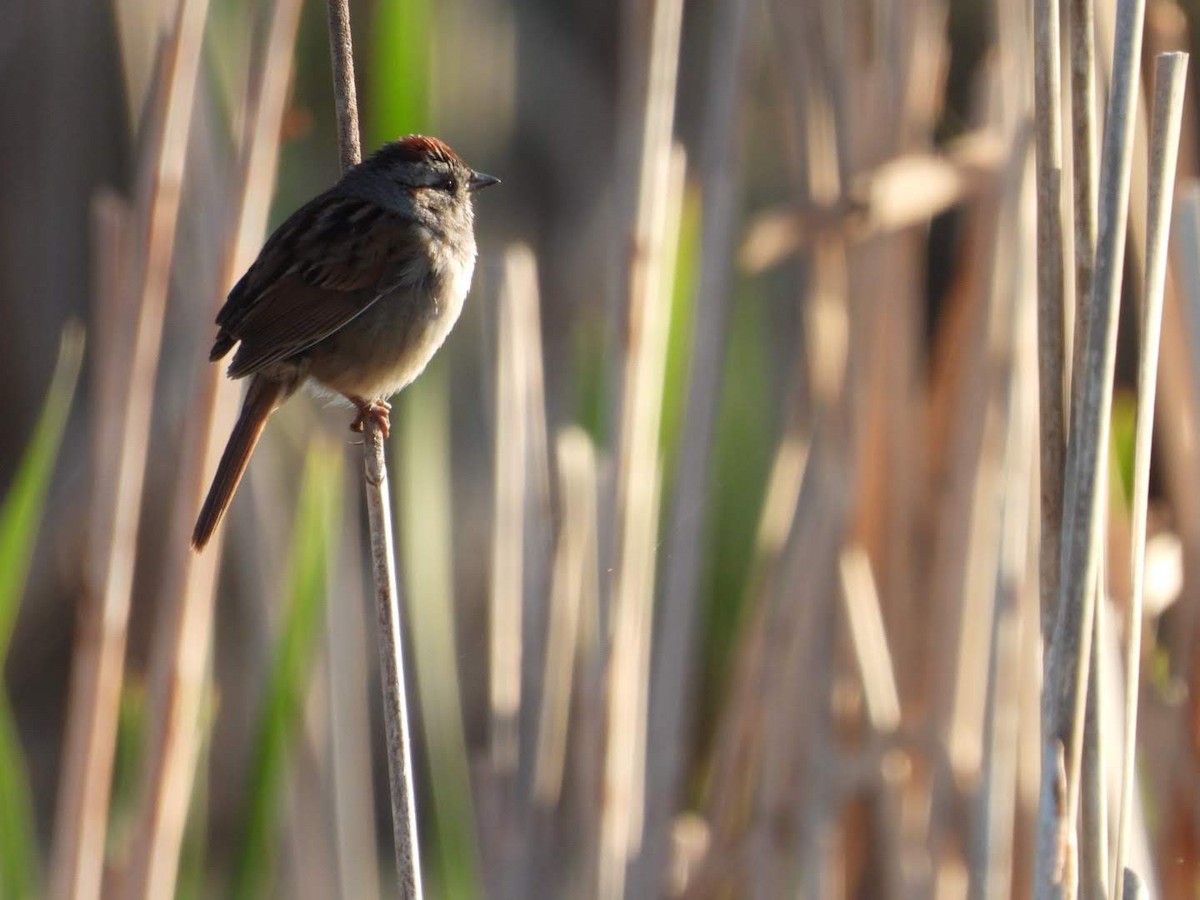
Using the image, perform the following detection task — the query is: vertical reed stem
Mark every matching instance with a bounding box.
[1112,50,1188,900]
[324,1,423,895]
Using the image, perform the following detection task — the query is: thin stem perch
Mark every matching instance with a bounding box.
[324,1,423,895]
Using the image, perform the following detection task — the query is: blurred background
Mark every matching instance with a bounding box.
[4,0,1200,897]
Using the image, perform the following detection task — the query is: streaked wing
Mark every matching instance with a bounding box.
[213,192,424,377]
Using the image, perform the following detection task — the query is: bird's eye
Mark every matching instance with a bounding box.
[441,177,458,192]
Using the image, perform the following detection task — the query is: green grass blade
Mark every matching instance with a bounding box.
[232,440,342,899]
[0,323,85,900]
[0,701,38,900]
[0,323,85,655]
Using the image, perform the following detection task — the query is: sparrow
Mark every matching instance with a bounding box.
[192,135,498,549]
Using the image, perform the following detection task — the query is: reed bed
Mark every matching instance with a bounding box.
[4,0,1200,897]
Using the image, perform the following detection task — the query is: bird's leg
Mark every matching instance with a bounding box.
[347,395,392,439]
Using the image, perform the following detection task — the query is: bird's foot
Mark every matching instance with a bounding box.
[348,397,392,439]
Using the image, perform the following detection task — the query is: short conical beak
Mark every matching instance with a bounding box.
[468,171,500,192]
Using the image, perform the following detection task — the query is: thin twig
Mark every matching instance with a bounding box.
[324,0,422,895]
[364,430,422,898]
[1113,50,1188,900]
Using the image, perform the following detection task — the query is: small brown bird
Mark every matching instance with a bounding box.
[192,135,498,550]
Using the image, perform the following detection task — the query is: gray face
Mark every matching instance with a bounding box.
[388,156,475,229]
[338,137,497,247]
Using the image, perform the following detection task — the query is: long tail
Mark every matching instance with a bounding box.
[192,375,284,550]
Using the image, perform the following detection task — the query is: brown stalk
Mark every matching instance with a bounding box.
[120,0,303,894]
[51,0,208,895]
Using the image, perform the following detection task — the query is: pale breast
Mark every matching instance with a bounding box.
[305,239,476,401]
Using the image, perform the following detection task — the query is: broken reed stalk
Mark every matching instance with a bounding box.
[1036,0,1145,895]
[325,0,422,895]
[1113,51,1188,900]
[51,0,208,894]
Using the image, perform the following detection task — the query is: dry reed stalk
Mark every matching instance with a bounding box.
[1033,0,1066,645]
[324,0,422,893]
[1067,0,1097,389]
[510,247,553,857]
[1036,0,1146,894]
[55,187,128,895]
[489,251,530,778]
[533,426,599,809]
[924,117,1027,779]
[973,265,1037,900]
[642,0,752,889]
[1097,4,1200,884]
[776,440,852,899]
[600,140,686,900]
[746,12,856,891]
[1067,5,1103,888]
[485,242,552,896]
[120,0,302,895]
[1078,585,1108,899]
[51,0,209,895]
[697,353,811,888]
[598,0,684,891]
[326,478,381,900]
[837,546,901,735]
[1112,51,1188,900]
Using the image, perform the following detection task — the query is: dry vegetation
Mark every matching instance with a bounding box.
[2,0,1200,897]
